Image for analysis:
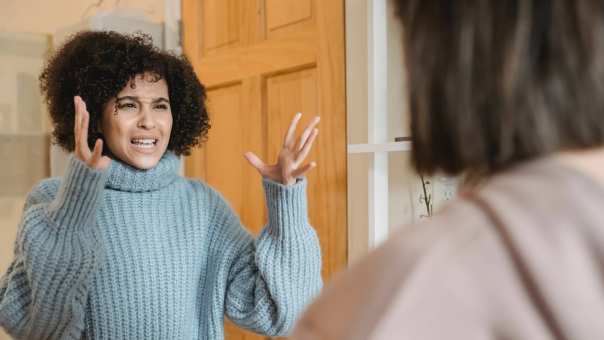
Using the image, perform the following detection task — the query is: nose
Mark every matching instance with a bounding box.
[137,106,156,130]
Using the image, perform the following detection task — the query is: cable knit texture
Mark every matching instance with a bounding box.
[0,152,322,339]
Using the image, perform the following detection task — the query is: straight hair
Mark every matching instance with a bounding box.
[396,0,604,176]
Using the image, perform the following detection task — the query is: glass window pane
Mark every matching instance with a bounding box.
[388,151,459,234]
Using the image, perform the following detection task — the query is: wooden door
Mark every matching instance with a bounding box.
[182,1,347,339]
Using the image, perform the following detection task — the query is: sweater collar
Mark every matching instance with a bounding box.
[106,152,180,192]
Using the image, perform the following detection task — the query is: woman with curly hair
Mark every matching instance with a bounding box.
[0,30,322,340]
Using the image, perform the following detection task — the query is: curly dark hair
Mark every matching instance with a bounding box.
[40,30,209,156]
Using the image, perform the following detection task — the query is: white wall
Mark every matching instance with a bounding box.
[345,0,458,264]
[346,0,415,263]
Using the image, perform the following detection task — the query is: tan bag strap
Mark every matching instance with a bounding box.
[466,194,567,340]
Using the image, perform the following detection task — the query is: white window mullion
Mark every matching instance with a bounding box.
[367,0,389,248]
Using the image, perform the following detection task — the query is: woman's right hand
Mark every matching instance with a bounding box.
[74,96,111,170]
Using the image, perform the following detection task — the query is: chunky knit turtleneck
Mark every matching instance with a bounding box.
[0,154,322,340]
[106,152,180,192]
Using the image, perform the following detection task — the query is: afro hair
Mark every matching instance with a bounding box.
[40,30,209,156]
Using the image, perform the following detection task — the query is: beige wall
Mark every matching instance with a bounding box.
[0,0,164,35]
[0,30,51,340]
[0,2,166,339]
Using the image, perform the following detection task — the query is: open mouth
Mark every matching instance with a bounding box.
[130,138,158,149]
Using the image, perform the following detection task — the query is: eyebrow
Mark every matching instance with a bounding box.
[116,96,170,103]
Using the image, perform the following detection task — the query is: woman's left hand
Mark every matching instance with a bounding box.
[245,113,320,186]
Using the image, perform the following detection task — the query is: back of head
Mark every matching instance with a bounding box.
[395,0,604,177]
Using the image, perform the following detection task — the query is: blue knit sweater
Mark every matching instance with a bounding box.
[0,152,322,339]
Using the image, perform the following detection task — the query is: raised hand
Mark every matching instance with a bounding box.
[245,113,320,186]
[73,96,111,170]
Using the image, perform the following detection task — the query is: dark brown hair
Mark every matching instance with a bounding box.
[395,1,604,176]
[40,30,209,156]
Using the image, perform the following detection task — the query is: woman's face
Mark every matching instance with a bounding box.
[100,73,173,170]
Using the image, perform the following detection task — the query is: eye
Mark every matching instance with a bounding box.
[154,103,169,110]
[117,102,137,110]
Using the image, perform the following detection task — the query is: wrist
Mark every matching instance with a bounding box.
[271,175,295,186]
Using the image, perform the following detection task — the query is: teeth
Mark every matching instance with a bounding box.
[131,138,157,148]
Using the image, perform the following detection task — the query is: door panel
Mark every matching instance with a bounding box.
[183,1,347,339]
[265,0,314,38]
[203,82,267,233]
[202,0,241,52]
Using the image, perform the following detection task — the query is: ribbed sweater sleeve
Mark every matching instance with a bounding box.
[0,155,109,340]
[211,178,323,337]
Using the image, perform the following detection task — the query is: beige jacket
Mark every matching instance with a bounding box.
[292,158,604,340]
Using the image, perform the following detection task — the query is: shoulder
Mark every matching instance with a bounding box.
[24,177,62,209]
[476,157,589,217]
[356,197,497,290]
[472,157,598,253]
[294,161,585,340]
[293,198,504,339]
